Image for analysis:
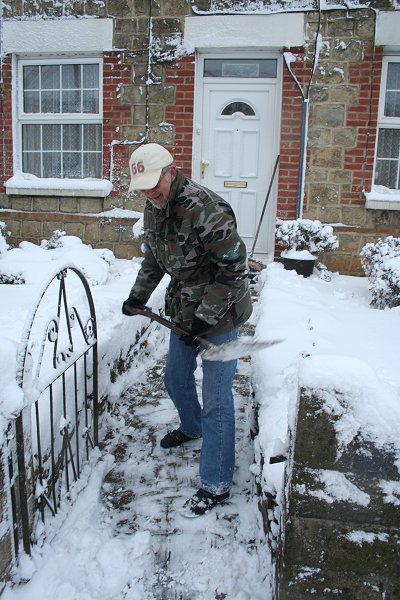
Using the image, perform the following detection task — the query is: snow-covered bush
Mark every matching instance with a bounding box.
[0,236,116,286]
[360,236,400,309]
[0,222,24,283]
[276,218,339,254]
[0,221,10,255]
[40,229,66,249]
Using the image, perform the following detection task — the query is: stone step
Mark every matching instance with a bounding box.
[279,387,400,599]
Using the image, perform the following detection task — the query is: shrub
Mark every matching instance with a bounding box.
[0,221,10,256]
[360,236,400,309]
[40,229,66,249]
[276,219,339,254]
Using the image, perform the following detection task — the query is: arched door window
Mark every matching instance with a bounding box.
[221,101,256,117]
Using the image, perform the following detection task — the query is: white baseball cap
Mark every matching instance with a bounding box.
[128,143,174,191]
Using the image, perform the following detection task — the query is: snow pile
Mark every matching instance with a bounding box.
[2,454,155,600]
[252,262,400,525]
[0,234,114,286]
[360,235,400,309]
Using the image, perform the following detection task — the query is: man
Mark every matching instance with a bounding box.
[122,143,252,517]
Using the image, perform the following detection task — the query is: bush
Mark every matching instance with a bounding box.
[360,236,400,309]
[40,229,66,249]
[0,222,10,256]
[276,219,339,254]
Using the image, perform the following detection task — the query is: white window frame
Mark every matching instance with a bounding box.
[6,55,112,198]
[366,55,400,210]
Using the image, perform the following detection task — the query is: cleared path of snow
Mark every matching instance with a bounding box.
[4,314,274,600]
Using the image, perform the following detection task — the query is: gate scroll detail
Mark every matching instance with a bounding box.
[8,267,99,559]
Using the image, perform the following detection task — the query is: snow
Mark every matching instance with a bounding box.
[1,238,400,598]
[5,172,113,198]
[300,469,371,506]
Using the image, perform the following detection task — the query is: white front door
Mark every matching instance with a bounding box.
[194,57,281,259]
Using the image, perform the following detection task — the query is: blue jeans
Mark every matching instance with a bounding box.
[164,328,238,495]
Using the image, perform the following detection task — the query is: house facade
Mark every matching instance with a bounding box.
[1,0,399,275]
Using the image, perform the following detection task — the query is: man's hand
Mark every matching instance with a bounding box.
[122,296,145,316]
[180,316,210,347]
[190,316,210,338]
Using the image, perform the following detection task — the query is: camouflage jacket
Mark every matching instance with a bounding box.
[129,169,252,336]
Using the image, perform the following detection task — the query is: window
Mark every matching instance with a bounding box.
[221,102,256,117]
[204,58,277,79]
[18,59,102,179]
[374,57,400,190]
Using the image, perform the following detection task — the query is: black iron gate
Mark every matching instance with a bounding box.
[7,267,98,559]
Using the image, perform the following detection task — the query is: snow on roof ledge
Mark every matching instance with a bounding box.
[2,18,114,54]
[184,14,304,52]
[6,173,113,198]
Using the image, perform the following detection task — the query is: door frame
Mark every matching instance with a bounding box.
[192,50,283,260]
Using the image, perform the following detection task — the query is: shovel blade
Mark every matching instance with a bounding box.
[200,336,284,362]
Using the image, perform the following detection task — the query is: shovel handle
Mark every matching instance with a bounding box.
[125,305,214,349]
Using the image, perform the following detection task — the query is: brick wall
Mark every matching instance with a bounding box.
[165,55,195,176]
[0,57,13,192]
[303,10,400,275]
[277,48,307,222]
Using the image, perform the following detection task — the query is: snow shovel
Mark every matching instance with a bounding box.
[126,305,283,362]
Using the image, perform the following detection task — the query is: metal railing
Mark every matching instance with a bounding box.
[7,267,98,558]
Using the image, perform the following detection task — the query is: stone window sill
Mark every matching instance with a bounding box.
[364,187,400,211]
[5,175,113,198]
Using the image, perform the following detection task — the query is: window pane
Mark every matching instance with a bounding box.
[385,63,400,117]
[42,125,61,151]
[375,128,400,189]
[41,65,60,89]
[43,152,62,178]
[63,124,81,150]
[62,64,81,89]
[384,91,400,118]
[83,90,99,113]
[23,124,41,150]
[62,90,81,113]
[204,58,277,78]
[42,90,60,113]
[222,102,255,116]
[23,65,39,90]
[386,62,400,89]
[63,152,82,178]
[377,128,400,158]
[83,64,99,88]
[83,124,102,150]
[23,152,41,177]
[83,153,101,178]
[24,91,40,113]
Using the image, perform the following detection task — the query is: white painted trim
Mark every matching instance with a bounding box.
[365,198,400,210]
[184,14,304,52]
[364,186,400,210]
[376,12,400,47]
[2,19,114,54]
[5,176,113,198]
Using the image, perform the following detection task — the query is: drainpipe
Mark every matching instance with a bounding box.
[285,0,321,220]
[296,98,309,218]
